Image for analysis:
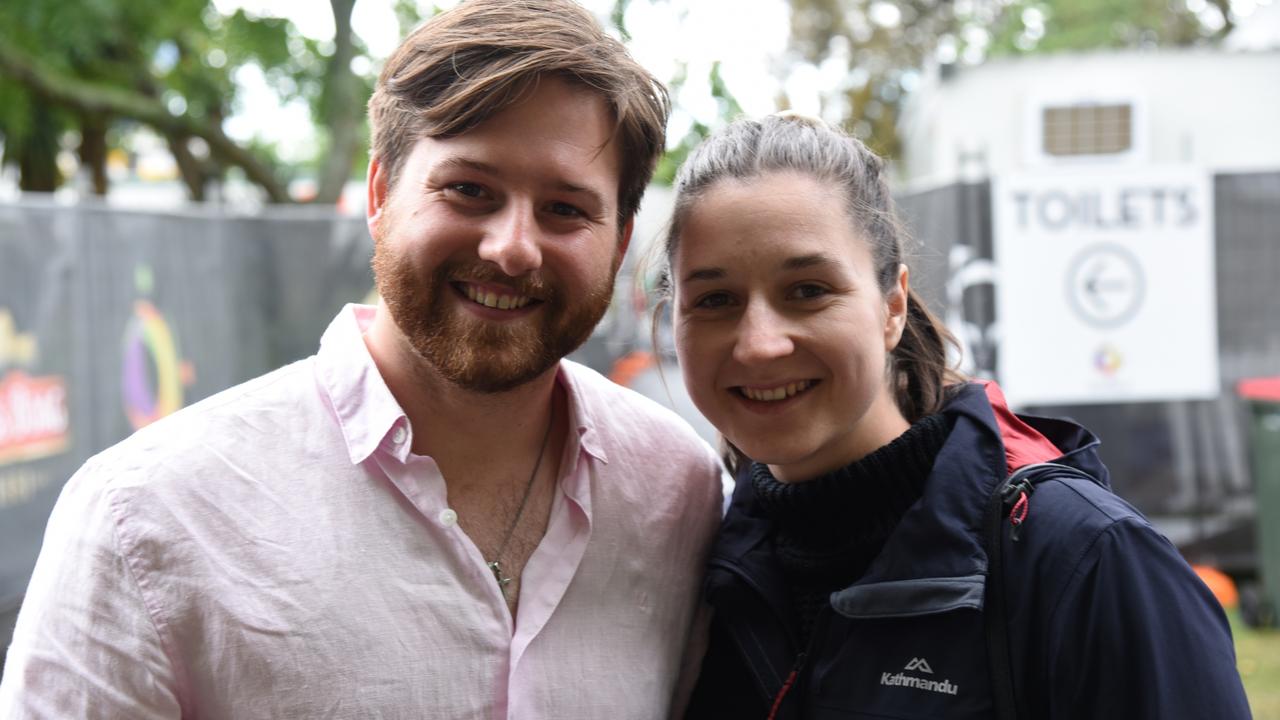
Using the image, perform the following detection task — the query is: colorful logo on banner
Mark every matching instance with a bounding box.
[0,308,71,465]
[121,266,196,430]
[121,299,196,430]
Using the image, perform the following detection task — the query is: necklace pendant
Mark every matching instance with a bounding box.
[487,560,511,589]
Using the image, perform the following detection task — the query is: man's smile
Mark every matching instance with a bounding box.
[454,281,541,311]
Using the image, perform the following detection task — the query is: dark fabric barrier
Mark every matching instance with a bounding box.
[0,202,377,610]
[0,204,95,613]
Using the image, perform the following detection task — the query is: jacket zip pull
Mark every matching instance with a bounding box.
[766,652,807,720]
[1002,479,1035,542]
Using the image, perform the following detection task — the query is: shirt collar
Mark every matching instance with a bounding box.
[315,304,609,468]
[315,304,408,465]
[557,361,609,466]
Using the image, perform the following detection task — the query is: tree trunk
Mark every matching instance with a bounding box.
[315,0,360,206]
[78,112,109,195]
[18,104,60,192]
[166,132,206,202]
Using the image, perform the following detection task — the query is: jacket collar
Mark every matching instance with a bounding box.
[708,382,1108,618]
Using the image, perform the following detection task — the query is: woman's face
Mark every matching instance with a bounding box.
[672,171,910,481]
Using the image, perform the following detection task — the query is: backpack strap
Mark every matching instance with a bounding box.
[984,462,1095,720]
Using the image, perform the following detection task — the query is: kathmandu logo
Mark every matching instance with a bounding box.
[904,657,933,673]
[881,657,959,696]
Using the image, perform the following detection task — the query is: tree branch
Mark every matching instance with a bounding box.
[0,42,291,203]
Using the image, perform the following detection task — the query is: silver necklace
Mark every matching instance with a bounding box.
[486,403,554,596]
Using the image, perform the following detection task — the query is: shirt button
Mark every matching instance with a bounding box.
[392,426,407,445]
[438,509,458,527]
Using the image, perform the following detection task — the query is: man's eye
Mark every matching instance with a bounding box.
[788,283,829,300]
[447,183,485,198]
[694,292,734,309]
[548,201,584,218]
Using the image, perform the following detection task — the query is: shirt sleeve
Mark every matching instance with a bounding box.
[0,462,182,719]
[1045,517,1252,720]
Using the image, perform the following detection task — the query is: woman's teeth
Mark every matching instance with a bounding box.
[740,380,814,402]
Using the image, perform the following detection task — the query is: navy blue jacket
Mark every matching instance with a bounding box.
[686,383,1251,719]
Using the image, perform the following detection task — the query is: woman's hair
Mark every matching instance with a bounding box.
[656,114,963,468]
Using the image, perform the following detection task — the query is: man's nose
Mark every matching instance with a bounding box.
[732,300,795,365]
[477,202,543,277]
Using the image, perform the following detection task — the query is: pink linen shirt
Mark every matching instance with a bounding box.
[0,305,723,719]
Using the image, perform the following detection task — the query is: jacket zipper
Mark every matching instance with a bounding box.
[708,558,810,714]
[766,652,806,720]
[764,599,836,719]
[708,557,803,649]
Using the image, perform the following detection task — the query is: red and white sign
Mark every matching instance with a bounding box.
[0,370,71,464]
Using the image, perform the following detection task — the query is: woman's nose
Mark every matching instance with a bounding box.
[732,300,794,364]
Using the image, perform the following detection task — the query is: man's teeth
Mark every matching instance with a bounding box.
[465,285,532,310]
[741,380,814,402]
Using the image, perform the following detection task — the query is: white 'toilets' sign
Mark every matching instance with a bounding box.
[992,168,1218,406]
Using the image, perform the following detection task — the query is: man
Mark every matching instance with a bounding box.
[0,1,723,717]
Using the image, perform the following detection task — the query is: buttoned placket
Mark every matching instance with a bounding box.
[373,419,529,631]
[363,384,602,716]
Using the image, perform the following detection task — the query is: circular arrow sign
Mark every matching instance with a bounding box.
[1065,243,1145,329]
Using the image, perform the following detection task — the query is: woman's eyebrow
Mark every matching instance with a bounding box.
[682,267,726,283]
[682,253,838,283]
[781,253,839,271]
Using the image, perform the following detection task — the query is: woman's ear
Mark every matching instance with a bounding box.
[885,263,909,352]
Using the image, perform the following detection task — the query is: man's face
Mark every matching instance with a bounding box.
[367,76,631,393]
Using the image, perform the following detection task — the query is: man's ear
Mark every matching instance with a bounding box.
[885,263,910,352]
[366,157,388,237]
[619,217,634,257]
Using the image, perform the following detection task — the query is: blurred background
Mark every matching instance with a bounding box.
[1,0,1278,711]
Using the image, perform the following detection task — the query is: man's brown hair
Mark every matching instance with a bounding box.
[368,0,670,224]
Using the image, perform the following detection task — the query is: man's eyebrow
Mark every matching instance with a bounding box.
[436,156,499,176]
[552,180,607,210]
[435,157,608,209]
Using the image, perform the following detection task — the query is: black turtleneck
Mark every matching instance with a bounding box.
[750,412,951,645]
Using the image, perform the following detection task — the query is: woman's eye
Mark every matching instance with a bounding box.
[788,283,829,300]
[694,292,734,310]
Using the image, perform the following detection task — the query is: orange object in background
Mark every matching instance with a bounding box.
[607,350,656,388]
[1192,565,1239,610]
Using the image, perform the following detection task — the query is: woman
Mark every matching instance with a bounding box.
[661,114,1250,719]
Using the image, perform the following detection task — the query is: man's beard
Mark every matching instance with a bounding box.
[372,238,617,394]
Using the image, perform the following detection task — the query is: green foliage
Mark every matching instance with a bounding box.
[393,0,435,38]
[611,0,634,42]
[0,0,375,202]
[985,0,1227,57]
[653,61,746,186]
